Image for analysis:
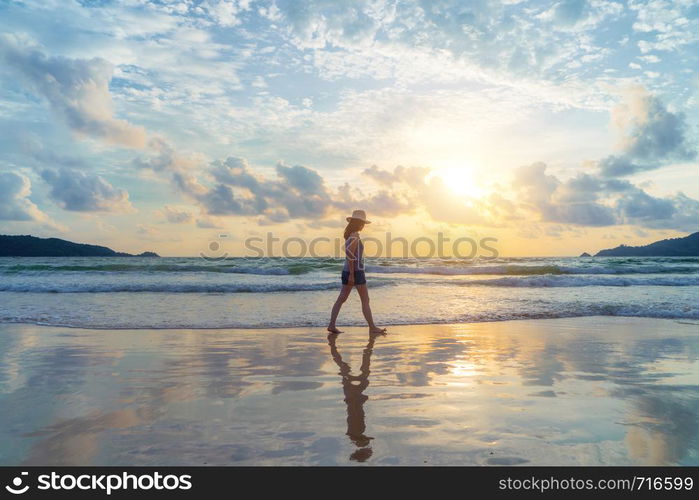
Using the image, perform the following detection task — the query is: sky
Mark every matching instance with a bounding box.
[0,0,698,257]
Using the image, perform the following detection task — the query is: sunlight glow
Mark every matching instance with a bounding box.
[446,358,480,387]
[434,166,486,199]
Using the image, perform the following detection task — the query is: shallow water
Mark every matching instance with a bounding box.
[1,317,698,465]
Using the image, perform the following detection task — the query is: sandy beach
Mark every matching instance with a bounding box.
[1,316,698,466]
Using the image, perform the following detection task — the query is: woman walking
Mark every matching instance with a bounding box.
[327,210,386,334]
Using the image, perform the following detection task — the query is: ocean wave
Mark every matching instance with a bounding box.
[0,281,389,293]
[366,264,699,276]
[0,263,339,275]
[446,275,699,287]
[3,258,698,277]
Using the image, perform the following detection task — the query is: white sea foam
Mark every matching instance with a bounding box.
[366,264,699,276]
[446,275,699,287]
[0,281,365,293]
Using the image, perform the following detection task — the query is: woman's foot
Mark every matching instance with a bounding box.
[327,326,343,334]
[369,326,387,334]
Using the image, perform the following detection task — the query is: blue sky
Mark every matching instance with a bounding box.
[0,0,698,255]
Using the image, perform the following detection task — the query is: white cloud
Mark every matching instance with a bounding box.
[0,171,49,222]
[156,205,195,224]
[197,0,251,27]
[0,33,148,148]
[136,224,162,237]
[41,169,134,213]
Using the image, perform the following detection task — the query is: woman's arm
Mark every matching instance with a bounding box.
[346,234,358,285]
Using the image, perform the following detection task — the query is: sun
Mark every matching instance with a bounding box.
[433,166,486,199]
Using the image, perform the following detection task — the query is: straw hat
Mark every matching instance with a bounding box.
[346,209,371,223]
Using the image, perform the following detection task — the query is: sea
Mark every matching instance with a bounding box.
[0,256,698,329]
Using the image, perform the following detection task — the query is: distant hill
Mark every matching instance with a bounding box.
[595,231,699,257]
[0,235,160,257]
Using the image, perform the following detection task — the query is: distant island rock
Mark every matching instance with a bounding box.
[595,231,699,257]
[579,252,591,257]
[138,251,160,257]
[0,235,160,257]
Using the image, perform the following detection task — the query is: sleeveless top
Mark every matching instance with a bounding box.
[342,233,364,272]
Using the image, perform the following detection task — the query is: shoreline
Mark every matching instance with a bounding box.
[1,314,698,332]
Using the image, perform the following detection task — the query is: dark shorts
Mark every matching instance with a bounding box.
[341,270,366,285]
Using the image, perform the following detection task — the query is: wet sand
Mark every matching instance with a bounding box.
[1,317,699,466]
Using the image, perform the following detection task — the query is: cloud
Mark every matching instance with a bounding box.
[660,193,699,232]
[264,0,624,94]
[197,0,251,27]
[0,171,49,222]
[620,92,694,161]
[0,33,147,148]
[616,188,676,222]
[137,150,421,224]
[156,205,194,224]
[615,190,699,232]
[363,165,432,188]
[197,159,334,220]
[270,0,380,49]
[136,224,162,237]
[630,1,699,54]
[178,154,695,231]
[197,183,252,216]
[134,137,208,191]
[597,155,643,177]
[196,217,225,229]
[133,106,698,232]
[511,161,699,231]
[210,157,264,192]
[18,133,89,169]
[276,164,325,195]
[543,201,617,227]
[419,177,491,225]
[513,162,561,205]
[360,164,497,225]
[599,87,696,177]
[553,0,588,26]
[40,168,134,212]
[513,162,617,226]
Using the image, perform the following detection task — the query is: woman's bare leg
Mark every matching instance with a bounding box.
[328,285,352,333]
[356,285,386,333]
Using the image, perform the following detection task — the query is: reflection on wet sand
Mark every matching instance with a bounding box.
[1,317,699,465]
[328,332,384,462]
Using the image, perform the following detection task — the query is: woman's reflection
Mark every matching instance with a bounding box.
[327,332,384,462]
